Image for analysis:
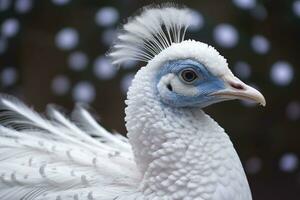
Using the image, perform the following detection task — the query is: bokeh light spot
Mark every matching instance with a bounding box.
[1,18,20,38]
[213,24,239,48]
[0,67,18,87]
[251,35,270,54]
[234,61,252,79]
[270,61,294,86]
[187,10,204,31]
[93,56,117,80]
[55,28,79,50]
[122,60,138,69]
[293,0,300,17]
[51,75,70,96]
[232,0,256,10]
[15,0,33,14]
[279,153,299,172]
[72,81,96,103]
[101,29,117,46]
[95,7,119,27]
[68,51,88,71]
[0,0,11,11]
[251,4,268,20]
[120,73,135,94]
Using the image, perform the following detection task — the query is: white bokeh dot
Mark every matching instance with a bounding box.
[1,18,20,38]
[72,81,96,103]
[251,35,270,54]
[68,51,88,71]
[286,101,300,121]
[0,0,11,11]
[251,5,268,20]
[101,29,116,46]
[0,67,18,87]
[213,24,239,48]
[120,73,135,94]
[279,153,299,172]
[245,156,262,174]
[51,0,71,6]
[122,60,138,69]
[187,10,204,31]
[51,75,70,96]
[270,61,294,86]
[234,61,252,79]
[232,0,256,10]
[55,28,79,50]
[15,0,33,14]
[93,56,117,80]
[95,7,119,27]
[293,0,300,17]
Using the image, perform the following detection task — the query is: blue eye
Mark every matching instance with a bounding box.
[179,68,199,84]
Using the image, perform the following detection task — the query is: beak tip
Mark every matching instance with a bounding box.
[259,95,266,107]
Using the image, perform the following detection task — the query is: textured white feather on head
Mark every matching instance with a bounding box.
[108,3,232,77]
[147,40,233,77]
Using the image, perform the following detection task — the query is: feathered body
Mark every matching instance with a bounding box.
[0,4,265,200]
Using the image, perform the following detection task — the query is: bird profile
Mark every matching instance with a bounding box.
[0,3,265,200]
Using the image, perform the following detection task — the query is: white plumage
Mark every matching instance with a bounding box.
[0,95,139,200]
[0,4,266,200]
[109,4,192,64]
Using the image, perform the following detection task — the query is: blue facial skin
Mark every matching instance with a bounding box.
[156,59,226,108]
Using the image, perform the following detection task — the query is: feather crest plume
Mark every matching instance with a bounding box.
[109,4,193,65]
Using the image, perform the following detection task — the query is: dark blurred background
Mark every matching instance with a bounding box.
[0,0,299,199]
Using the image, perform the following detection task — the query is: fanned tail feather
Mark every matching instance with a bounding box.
[0,95,139,200]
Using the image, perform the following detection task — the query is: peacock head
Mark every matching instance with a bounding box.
[109,4,266,109]
[151,40,266,108]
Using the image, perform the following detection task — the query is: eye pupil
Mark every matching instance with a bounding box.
[184,71,195,80]
[181,69,198,83]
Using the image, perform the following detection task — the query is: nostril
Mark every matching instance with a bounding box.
[229,82,245,90]
[167,84,173,91]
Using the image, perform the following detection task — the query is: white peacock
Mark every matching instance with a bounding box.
[0,4,265,200]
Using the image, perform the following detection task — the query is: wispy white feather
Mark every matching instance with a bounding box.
[71,104,131,151]
[109,4,193,65]
[0,95,139,200]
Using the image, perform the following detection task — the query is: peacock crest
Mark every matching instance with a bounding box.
[109,4,194,64]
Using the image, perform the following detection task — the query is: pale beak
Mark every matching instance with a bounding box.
[211,75,266,106]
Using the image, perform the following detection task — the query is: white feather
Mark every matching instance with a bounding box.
[0,95,140,200]
[71,104,130,151]
[109,4,193,65]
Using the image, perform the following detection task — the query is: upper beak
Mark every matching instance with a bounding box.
[211,75,266,106]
